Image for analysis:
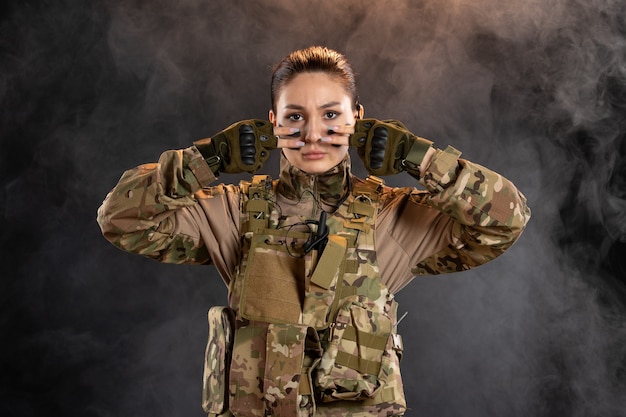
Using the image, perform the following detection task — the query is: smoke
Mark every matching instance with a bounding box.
[1,0,625,416]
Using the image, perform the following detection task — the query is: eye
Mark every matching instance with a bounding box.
[324,111,339,120]
[287,113,303,122]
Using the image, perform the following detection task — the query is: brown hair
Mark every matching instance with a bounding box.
[271,46,359,112]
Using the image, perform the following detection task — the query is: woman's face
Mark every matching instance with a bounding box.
[270,72,358,175]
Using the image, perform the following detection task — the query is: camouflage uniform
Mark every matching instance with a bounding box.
[97,144,531,416]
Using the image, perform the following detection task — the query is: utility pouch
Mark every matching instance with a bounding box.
[239,233,307,324]
[302,235,348,329]
[229,322,267,416]
[229,321,323,417]
[264,324,322,417]
[202,306,236,415]
[315,295,393,402]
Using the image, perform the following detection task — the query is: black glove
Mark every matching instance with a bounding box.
[350,118,433,177]
[193,120,277,174]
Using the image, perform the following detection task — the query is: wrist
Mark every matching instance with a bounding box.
[192,138,222,175]
[418,146,437,177]
[188,146,219,186]
[420,145,462,191]
[400,136,434,177]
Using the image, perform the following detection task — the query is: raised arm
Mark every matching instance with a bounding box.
[349,119,531,290]
[96,146,220,264]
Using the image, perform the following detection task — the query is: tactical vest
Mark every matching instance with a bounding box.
[202,175,406,417]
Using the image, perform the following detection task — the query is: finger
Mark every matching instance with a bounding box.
[320,135,350,146]
[277,138,306,149]
[326,124,355,136]
[277,136,349,148]
[274,126,301,138]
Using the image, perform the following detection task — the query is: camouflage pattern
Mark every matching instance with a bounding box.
[97,136,530,281]
[225,167,407,417]
[203,307,235,415]
[229,322,267,416]
[96,137,531,417]
[96,146,214,265]
[412,145,531,275]
[263,324,313,416]
[315,295,394,401]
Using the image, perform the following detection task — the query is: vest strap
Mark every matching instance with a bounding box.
[348,200,376,217]
[342,325,389,350]
[343,218,371,232]
[361,386,397,405]
[335,350,381,376]
[243,175,273,233]
[345,259,359,274]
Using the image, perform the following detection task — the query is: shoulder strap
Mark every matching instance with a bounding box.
[344,175,385,233]
[240,175,273,234]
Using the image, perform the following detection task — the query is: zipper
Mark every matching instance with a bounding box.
[311,175,319,218]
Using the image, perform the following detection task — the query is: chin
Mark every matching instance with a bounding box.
[297,161,335,175]
[301,167,329,175]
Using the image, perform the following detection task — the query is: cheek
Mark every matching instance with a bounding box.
[330,146,349,160]
[282,148,301,163]
[339,110,357,125]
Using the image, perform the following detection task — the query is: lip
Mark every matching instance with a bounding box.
[301,150,327,160]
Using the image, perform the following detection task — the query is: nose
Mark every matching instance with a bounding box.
[304,119,323,143]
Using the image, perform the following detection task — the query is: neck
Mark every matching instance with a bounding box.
[277,153,351,211]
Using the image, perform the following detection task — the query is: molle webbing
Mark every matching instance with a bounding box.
[242,174,274,233]
[235,173,389,331]
[225,174,406,416]
[345,176,383,233]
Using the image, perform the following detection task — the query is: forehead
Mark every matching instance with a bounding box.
[276,72,352,107]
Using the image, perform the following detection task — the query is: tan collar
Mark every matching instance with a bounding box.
[277,153,351,210]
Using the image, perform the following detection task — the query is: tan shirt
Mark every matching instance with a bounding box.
[97,146,531,293]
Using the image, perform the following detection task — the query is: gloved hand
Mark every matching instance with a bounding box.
[193,120,277,174]
[350,118,434,177]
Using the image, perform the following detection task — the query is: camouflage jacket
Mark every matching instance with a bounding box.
[97,145,530,294]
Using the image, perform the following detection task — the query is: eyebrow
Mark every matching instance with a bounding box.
[284,101,342,110]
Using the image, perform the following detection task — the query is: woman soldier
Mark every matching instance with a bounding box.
[97,46,530,417]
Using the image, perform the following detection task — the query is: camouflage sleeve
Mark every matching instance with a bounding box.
[411,145,531,275]
[96,146,222,264]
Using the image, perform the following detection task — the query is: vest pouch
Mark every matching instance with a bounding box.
[229,322,267,417]
[229,321,322,417]
[202,307,236,415]
[303,235,348,329]
[239,233,307,324]
[264,324,321,417]
[315,295,393,402]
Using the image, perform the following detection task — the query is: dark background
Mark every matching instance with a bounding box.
[2,0,625,416]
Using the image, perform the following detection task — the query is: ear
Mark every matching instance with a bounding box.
[269,109,277,126]
[355,104,364,119]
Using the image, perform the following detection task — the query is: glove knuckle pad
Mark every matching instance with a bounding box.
[370,126,388,170]
[239,124,257,166]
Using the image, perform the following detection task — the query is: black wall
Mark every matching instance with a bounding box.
[2,1,625,416]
